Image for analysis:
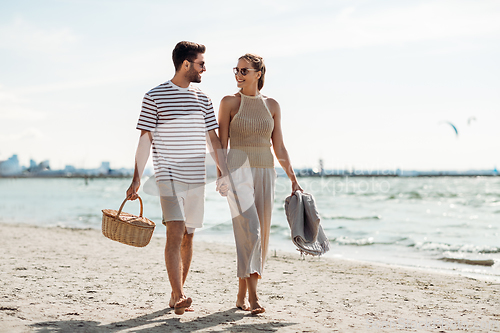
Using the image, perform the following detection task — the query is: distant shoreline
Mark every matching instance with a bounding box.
[0,173,498,179]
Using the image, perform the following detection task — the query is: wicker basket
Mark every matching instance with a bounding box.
[102,196,155,247]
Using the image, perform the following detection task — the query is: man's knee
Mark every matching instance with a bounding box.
[166,220,185,229]
[182,229,194,244]
[166,221,186,241]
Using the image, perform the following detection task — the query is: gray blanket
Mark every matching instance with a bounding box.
[284,191,330,256]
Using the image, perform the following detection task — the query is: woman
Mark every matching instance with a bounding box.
[217,53,302,314]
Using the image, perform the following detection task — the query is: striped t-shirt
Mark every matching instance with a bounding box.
[136,81,218,183]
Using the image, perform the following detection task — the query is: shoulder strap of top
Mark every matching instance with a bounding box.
[261,96,273,118]
[233,92,245,119]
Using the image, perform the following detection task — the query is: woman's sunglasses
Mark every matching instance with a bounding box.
[233,67,258,76]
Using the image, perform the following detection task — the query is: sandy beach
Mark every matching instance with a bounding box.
[1,223,499,332]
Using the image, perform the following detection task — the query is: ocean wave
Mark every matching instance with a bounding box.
[386,191,469,201]
[390,237,415,246]
[333,236,410,246]
[387,191,422,200]
[429,192,459,198]
[442,223,473,229]
[439,257,495,267]
[201,223,233,232]
[415,241,500,254]
[333,236,374,246]
[270,224,288,231]
[322,215,382,221]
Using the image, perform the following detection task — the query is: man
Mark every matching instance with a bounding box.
[126,41,228,315]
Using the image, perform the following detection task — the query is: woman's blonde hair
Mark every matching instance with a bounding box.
[239,53,266,91]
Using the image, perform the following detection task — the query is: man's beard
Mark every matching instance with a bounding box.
[187,66,201,83]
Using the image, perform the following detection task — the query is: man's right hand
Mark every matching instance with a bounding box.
[126,180,141,200]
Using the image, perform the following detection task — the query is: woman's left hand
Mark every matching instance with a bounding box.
[216,176,229,197]
[291,181,303,195]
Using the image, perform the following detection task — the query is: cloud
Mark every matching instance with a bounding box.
[0,127,45,142]
[203,0,500,58]
[0,86,47,121]
[3,44,171,95]
[327,1,500,46]
[0,17,77,54]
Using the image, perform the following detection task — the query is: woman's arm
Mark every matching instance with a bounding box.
[218,96,232,150]
[269,98,303,194]
[216,96,234,177]
[215,96,237,196]
[207,129,229,177]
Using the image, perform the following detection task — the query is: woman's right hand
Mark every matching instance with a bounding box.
[126,180,141,200]
[291,180,303,196]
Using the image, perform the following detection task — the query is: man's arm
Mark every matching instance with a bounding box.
[126,130,153,200]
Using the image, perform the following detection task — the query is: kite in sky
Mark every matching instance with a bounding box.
[439,121,459,137]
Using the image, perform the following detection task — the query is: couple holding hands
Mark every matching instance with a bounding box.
[126,41,301,315]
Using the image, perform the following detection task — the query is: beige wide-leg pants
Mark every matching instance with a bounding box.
[227,167,276,278]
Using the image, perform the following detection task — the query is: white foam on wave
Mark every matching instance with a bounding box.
[415,241,500,254]
[334,236,375,246]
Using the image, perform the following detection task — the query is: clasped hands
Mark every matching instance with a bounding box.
[216,175,229,197]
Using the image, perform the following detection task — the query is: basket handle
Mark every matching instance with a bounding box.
[116,195,144,218]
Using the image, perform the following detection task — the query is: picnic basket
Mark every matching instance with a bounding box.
[102,196,155,247]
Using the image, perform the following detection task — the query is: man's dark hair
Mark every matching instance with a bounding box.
[172,41,206,72]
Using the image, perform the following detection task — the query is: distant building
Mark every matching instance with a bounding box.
[29,159,37,171]
[0,154,22,176]
[27,159,50,173]
[97,162,111,175]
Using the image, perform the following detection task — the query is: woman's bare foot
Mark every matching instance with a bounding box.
[246,274,264,314]
[236,279,249,311]
[174,297,192,315]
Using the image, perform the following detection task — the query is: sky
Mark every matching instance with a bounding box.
[0,0,499,172]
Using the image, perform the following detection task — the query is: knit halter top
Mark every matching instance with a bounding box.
[227,91,275,169]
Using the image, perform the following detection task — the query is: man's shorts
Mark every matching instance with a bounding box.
[158,180,205,233]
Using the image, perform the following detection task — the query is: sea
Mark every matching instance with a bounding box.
[1,176,499,282]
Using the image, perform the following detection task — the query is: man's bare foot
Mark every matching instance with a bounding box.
[174,297,192,315]
[251,306,265,315]
[250,301,265,315]
[170,294,194,311]
[236,300,250,311]
[169,295,175,308]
